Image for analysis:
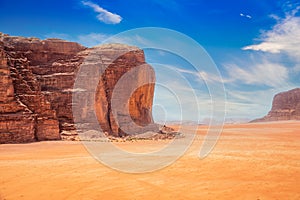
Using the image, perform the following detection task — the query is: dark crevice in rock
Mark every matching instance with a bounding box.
[104,76,114,136]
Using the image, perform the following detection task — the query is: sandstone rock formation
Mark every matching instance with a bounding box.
[73,44,158,137]
[0,35,60,143]
[0,43,36,143]
[0,33,157,143]
[252,88,300,122]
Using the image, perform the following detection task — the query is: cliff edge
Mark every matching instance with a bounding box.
[252,88,300,122]
[0,33,157,143]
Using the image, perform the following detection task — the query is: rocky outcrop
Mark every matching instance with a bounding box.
[0,42,35,143]
[71,44,158,137]
[252,88,300,122]
[0,33,157,143]
[91,45,157,136]
[0,34,61,143]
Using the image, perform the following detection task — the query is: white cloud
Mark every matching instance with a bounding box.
[242,8,300,59]
[225,60,289,88]
[198,71,232,84]
[77,33,110,47]
[82,1,122,24]
[169,66,232,84]
[240,13,252,19]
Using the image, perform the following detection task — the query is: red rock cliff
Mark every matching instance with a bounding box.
[0,33,157,143]
[0,34,61,143]
[76,44,157,137]
[252,88,300,122]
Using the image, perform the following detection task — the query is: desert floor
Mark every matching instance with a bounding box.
[1,121,300,200]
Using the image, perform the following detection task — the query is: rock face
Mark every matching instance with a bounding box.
[253,88,300,122]
[91,44,157,136]
[0,35,61,143]
[0,33,157,143]
[0,42,36,143]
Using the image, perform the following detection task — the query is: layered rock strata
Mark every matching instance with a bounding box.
[252,88,300,122]
[0,36,60,143]
[0,33,157,143]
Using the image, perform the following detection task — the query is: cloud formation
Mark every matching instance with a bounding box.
[170,66,231,84]
[225,60,289,88]
[77,33,110,46]
[82,1,122,24]
[240,13,252,19]
[242,7,300,59]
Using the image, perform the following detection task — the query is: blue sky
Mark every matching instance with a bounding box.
[0,0,299,122]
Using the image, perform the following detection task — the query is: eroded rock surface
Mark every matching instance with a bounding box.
[253,88,300,122]
[82,44,157,137]
[0,34,61,143]
[0,33,157,143]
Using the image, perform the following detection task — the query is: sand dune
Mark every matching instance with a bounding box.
[1,121,300,200]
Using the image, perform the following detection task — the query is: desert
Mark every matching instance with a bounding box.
[1,0,300,199]
[1,121,300,200]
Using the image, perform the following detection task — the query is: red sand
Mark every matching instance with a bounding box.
[1,121,300,199]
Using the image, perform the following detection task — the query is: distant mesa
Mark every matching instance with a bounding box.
[0,32,160,143]
[252,88,300,122]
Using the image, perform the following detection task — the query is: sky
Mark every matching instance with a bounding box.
[0,0,299,123]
